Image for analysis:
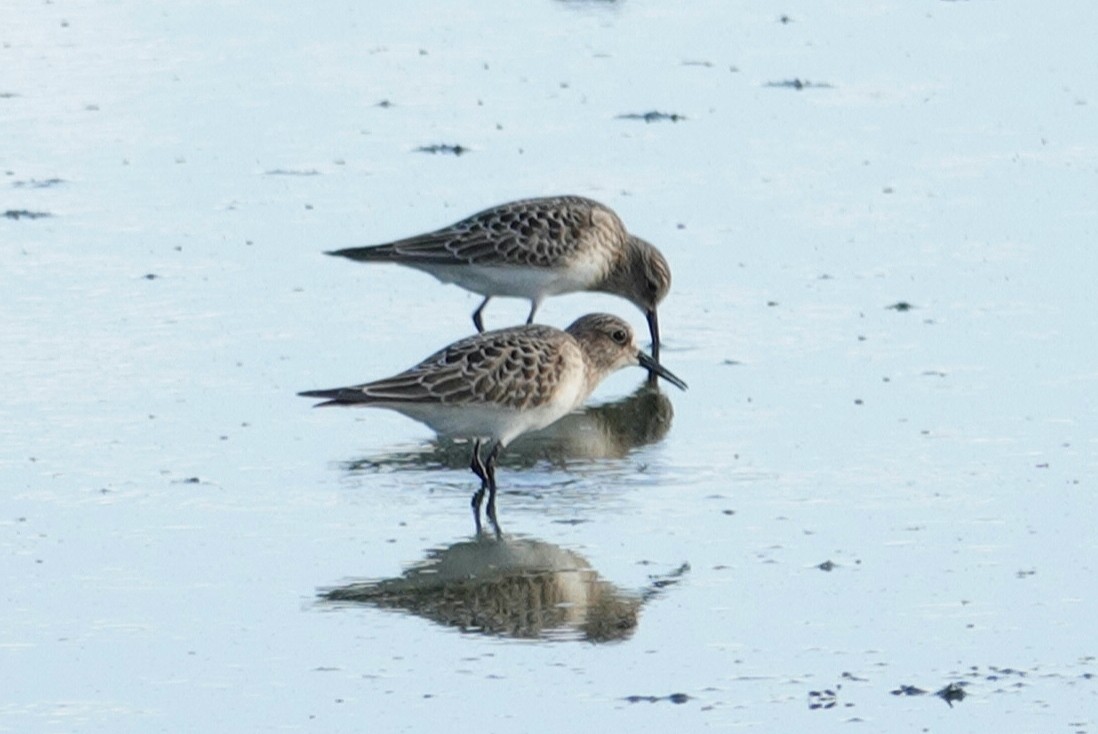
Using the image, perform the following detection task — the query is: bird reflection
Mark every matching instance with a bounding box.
[343,381,673,473]
[319,535,688,643]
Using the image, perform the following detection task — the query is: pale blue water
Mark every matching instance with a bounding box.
[3,1,1097,731]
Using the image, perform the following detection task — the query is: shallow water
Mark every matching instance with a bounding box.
[3,1,1097,731]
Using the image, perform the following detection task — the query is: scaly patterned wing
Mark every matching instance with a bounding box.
[328,196,625,268]
[300,326,570,411]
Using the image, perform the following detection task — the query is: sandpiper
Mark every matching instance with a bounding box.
[326,196,673,361]
[299,313,687,536]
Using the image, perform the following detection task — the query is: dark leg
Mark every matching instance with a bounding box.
[484,442,504,538]
[469,439,487,535]
[472,297,491,333]
[525,299,539,325]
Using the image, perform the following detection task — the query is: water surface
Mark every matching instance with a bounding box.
[3,1,1097,731]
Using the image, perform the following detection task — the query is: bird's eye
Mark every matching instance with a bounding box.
[611,329,628,343]
[646,278,660,295]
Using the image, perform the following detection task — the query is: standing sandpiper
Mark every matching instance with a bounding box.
[326,196,673,361]
[299,313,687,536]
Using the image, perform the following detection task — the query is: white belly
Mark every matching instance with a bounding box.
[369,357,590,447]
[412,261,606,300]
[377,402,565,446]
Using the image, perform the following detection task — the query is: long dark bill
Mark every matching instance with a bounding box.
[297,387,370,406]
[637,350,687,391]
[646,308,661,362]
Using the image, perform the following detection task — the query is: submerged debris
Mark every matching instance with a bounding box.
[616,111,686,123]
[625,693,690,704]
[887,301,915,311]
[415,143,469,156]
[12,178,64,188]
[936,682,967,707]
[891,681,967,707]
[646,562,690,592]
[808,688,838,709]
[764,79,834,90]
[890,684,927,696]
[3,209,52,220]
